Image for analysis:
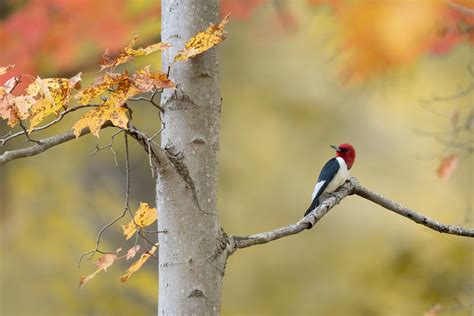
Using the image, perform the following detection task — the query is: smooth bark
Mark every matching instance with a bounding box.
[157,1,226,314]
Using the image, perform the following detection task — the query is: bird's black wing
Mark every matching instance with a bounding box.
[304,157,340,217]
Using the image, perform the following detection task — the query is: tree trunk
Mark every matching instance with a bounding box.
[157,0,226,314]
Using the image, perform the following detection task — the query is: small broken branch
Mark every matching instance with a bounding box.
[126,124,169,168]
[228,177,474,255]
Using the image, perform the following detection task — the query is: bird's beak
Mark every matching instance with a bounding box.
[330,145,341,152]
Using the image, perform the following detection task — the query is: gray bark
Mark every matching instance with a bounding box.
[157,0,226,314]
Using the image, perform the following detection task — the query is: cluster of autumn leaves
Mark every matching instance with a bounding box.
[0,15,229,139]
[1,16,229,286]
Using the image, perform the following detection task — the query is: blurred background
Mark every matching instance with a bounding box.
[0,0,473,315]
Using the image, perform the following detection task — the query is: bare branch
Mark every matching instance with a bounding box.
[228,177,474,255]
[228,179,355,253]
[353,182,474,237]
[89,129,124,166]
[0,125,101,166]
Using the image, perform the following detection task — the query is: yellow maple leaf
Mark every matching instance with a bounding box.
[99,35,171,71]
[72,103,129,138]
[75,68,174,107]
[28,74,82,130]
[75,73,123,105]
[174,14,230,62]
[120,245,157,283]
[121,202,157,240]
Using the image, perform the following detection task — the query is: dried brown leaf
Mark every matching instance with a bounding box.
[126,245,141,260]
[79,249,120,288]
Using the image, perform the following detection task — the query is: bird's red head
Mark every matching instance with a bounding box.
[331,143,356,169]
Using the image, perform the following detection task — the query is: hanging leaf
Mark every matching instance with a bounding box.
[79,249,121,288]
[120,245,157,283]
[174,14,230,61]
[99,35,171,71]
[126,245,141,260]
[121,202,157,240]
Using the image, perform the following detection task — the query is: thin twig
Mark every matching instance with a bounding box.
[89,129,124,166]
[18,121,40,144]
[78,133,131,267]
[128,89,164,112]
[1,104,99,146]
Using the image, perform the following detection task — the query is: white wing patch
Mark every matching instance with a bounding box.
[312,180,325,200]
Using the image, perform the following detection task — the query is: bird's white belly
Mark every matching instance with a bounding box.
[325,158,349,193]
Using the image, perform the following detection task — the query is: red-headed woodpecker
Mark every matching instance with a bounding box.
[304,143,356,228]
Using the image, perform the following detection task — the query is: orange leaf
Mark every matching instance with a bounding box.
[28,73,82,130]
[99,35,171,71]
[437,154,459,180]
[120,245,157,283]
[0,64,15,76]
[126,245,141,260]
[72,103,129,138]
[131,66,176,91]
[121,202,157,240]
[174,14,229,62]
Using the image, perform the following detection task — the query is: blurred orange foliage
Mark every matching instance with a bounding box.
[0,0,160,79]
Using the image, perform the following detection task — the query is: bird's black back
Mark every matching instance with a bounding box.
[304,157,340,216]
